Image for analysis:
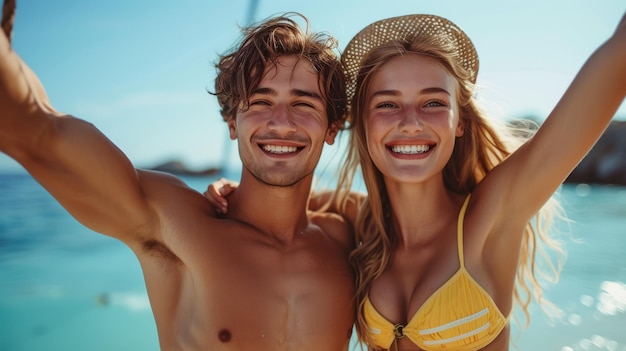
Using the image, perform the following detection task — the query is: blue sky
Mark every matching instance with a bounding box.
[1,0,624,172]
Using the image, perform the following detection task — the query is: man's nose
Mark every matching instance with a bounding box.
[267,104,297,133]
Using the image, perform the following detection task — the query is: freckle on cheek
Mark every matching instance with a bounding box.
[218,329,232,342]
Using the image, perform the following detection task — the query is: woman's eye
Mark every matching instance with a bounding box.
[424,100,446,108]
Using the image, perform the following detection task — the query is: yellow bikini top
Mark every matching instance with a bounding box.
[363,195,510,351]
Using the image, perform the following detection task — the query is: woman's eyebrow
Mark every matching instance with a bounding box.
[420,87,451,96]
[370,89,401,98]
[370,87,451,98]
[369,87,451,100]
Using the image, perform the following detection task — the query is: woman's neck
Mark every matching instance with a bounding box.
[384,176,462,247]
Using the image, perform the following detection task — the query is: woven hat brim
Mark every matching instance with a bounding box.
[341,14,478,106]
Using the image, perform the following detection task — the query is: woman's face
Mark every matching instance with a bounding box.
[364,54,464,184]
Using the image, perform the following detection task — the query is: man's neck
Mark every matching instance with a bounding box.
[225,172,313,242]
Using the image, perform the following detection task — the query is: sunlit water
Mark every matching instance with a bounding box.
[0,172,624,351]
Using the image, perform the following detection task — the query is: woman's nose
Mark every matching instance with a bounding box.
[399,107,423,133]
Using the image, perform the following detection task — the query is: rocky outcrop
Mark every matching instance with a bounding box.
[147,161,220,177]
[566,120,626,186]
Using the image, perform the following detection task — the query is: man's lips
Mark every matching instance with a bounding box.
[260,144,300,154]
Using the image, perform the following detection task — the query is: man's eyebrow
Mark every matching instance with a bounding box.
[253,87,323,101]
[292,89,323,101]
[253,87,277,96]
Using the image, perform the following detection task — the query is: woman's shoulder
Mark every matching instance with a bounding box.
[309,210,355,251]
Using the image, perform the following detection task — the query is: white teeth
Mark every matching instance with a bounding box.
[391,145,430,154]
[262,145,298,154]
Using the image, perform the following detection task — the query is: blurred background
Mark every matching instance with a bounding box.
[1,1,625,350]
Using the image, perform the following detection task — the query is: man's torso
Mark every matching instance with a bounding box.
[130,172,355,350]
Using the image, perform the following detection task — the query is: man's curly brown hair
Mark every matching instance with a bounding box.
[212,13,347,129]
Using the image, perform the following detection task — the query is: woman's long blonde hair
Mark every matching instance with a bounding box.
[332,35,566,348]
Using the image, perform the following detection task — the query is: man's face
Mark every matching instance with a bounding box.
[228,55,338,187]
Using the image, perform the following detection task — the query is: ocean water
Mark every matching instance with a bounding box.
[0,172,625,351]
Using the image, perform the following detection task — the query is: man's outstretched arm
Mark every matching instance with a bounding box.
[0,8,157,242]
[1,0,14,42]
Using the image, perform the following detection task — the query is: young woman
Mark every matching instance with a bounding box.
[207,13,625,350]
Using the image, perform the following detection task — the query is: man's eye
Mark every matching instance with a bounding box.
[376,102,396,109]
[294,102,315,108]
[250,100,270,106]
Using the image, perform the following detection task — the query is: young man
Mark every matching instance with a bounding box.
[0,7,354,351]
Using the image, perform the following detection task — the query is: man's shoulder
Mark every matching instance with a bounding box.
[135,169,219,224]
[137,170,206,201]
[137,169,189,187]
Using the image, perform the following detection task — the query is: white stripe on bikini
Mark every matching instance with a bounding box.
[369,327,382,335]
[422,322,490,345]
[419,308,489,335]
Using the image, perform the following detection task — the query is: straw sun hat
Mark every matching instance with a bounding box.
[341,14,479,106]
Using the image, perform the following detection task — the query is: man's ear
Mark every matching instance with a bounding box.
[227,119,237,140]
[325,121,343,145]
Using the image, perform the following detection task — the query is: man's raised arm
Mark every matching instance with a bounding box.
[0,9,157,243]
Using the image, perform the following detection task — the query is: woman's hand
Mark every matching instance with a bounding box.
[204,178,239,214]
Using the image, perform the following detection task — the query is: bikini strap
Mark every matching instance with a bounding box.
[457,194,472,266]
